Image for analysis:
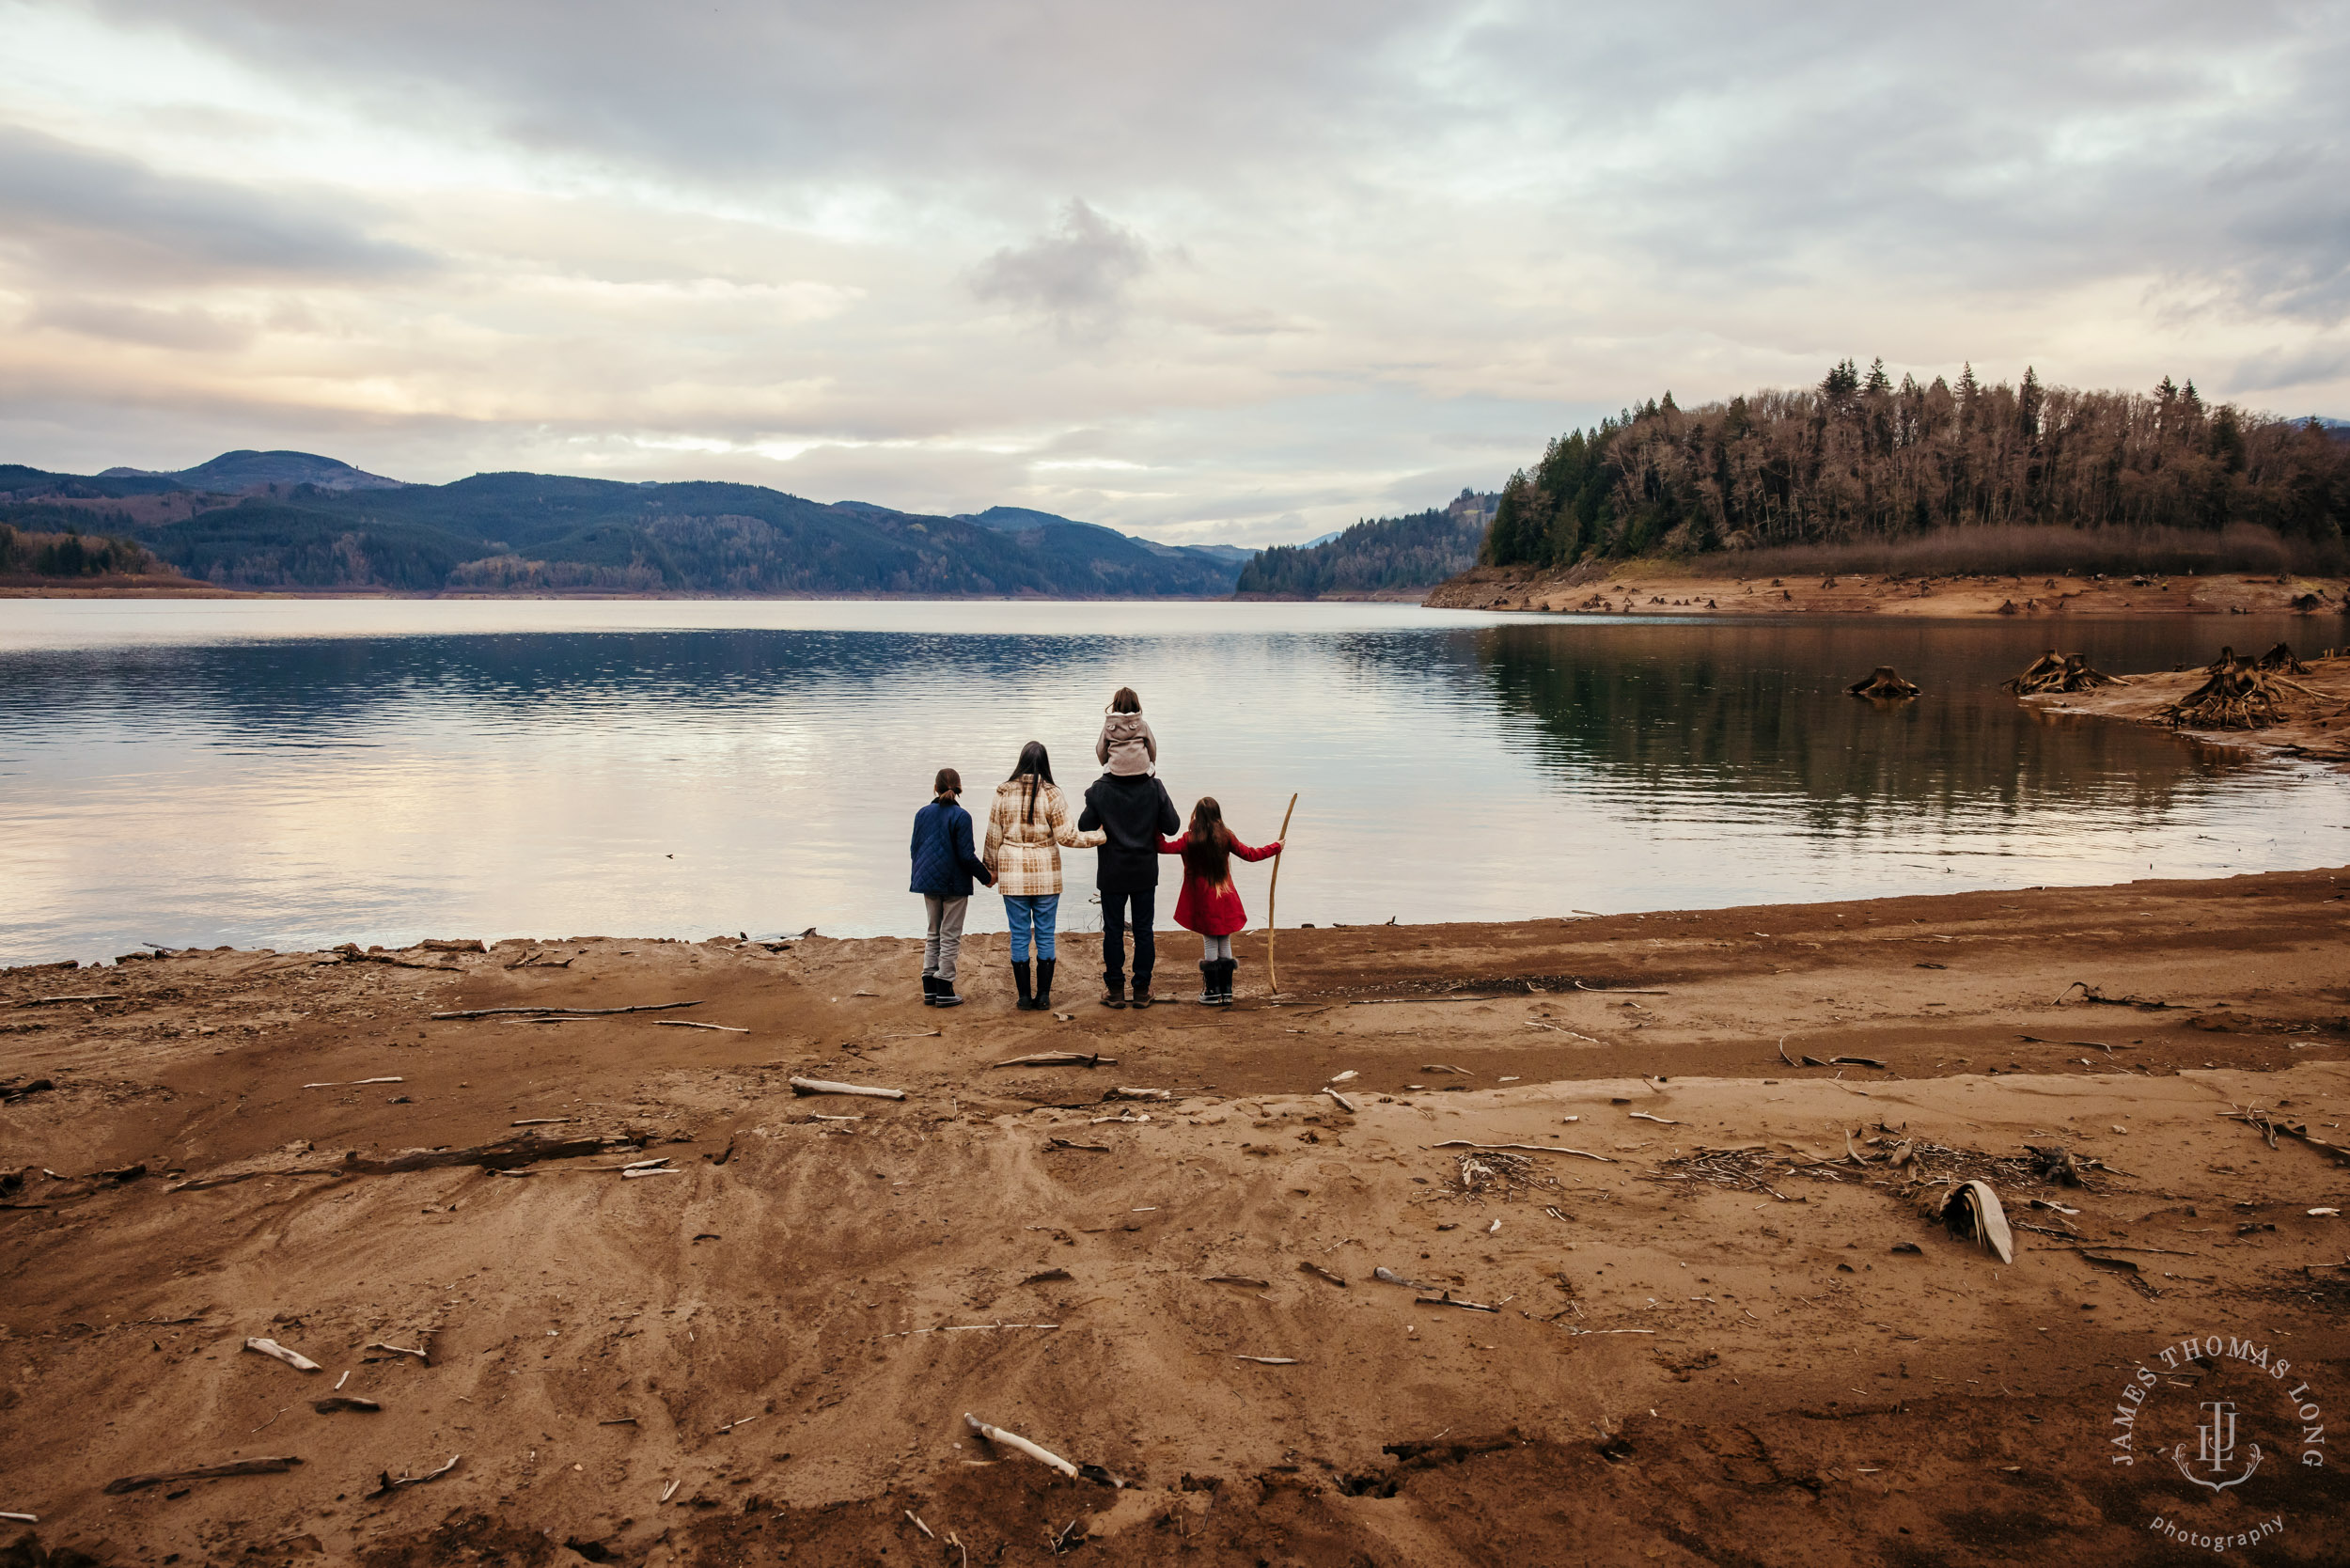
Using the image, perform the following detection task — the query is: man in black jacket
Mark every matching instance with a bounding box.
[1078,772,1179,1008]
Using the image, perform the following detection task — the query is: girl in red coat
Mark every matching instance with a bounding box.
[1158,796,1282,1007]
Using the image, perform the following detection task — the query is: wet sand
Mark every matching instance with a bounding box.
[5,871,2350,1565]
[1429,566,2348,621]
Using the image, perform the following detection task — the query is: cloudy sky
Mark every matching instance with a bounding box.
[3,1,2345,545]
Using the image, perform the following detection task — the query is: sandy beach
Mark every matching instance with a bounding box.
[6,870,2349,1565]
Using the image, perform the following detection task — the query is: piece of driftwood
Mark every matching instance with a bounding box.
[302,1076,403,1089]
[1628,1111,1678,1125]
[1414,1292,1499,1312]
[13,993,124,1007]
[243,1337,321,1372]
[1297,1261,1348,1288]
[104,1456,302,1495]
[342,1134,638,1177]
[2018,1034,2135,1053]
[1426,1140,1616,1163]
[2222,1107,2350,1166]
[2058,981,2173,1009]
[0,1511,34,1523]
[1235,1356,1300,1365]
[430,1001,706,1020]
[906,1511,935,1540]
[510,1118,573,1127]
[1324,1089,1358,1114]
[368,1454,460,1497]
[1348,995,1506,1006]
[313,1396,381,1413]
[1205,1275,1271,1289]
[367,1341,430,1364]
[1371,1266,1428,1288]
[1942,1180,2015,1263]
[653,1020,750,1033]
[1043,1138,1111,1152]
[1265,791,1298,993]
[1103,1087,1170,1102]
[417,939,486,952]
[963,1414,1121,1487]
[622,1167,680,1179]
[789,1076,906,1100]
[992,1052,1117,1068]
[1573,981,1668,995]
[1829,1056,1887,1070]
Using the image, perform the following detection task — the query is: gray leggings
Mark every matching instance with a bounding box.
[1200,933,1232,962]
[923,895,967,981]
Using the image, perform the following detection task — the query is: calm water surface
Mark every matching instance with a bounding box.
[2,599,2342,965]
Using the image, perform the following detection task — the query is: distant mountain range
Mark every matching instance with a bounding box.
[0,452,1254,596]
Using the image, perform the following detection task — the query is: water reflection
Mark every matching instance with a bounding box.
[0,603,2339,964]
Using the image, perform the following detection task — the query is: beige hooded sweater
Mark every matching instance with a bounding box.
[1095,710,1157,776]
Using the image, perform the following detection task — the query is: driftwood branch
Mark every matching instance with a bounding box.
[430,1001,706,1020]
[243,1337,322,1372]
[963,1414,1122,1488]
[1266,791,1297,994]
[789,1076,906,1101]
[652,1020,750,1033]
[992,1052,1117,1068]
[105,1456,302,1495]
[1426,1140,1616,1163]
[368,1454,461,1497]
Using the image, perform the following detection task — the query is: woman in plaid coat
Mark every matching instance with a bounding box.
[983,742,1105,1011]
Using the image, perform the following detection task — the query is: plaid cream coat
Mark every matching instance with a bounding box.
[981,779,1104,897]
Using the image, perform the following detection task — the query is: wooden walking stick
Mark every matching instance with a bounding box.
[1265,792,1298,996]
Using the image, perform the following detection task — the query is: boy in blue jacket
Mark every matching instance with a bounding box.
[910,767,995,1007]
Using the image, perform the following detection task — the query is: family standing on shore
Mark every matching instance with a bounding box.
[906,687,1283,1011]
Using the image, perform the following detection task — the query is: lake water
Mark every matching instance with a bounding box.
[3,598,2343,966]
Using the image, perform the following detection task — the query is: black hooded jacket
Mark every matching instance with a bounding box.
[1078,774,1180,892]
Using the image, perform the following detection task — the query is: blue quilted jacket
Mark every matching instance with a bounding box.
[909,797,992,897]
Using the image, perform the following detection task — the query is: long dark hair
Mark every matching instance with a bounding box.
[1007,742,1054,823]
[1183,796,1234,883]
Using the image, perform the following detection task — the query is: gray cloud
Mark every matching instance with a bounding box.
[0,124,429,284]
[5,0,2347,541]
[970,200,1150,337]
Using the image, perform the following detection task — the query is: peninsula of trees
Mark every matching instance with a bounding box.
[1480,364,2349,574]
[1235,491,1493,598]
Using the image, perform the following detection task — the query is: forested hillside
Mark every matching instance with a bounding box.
[1481,364,2350,572]
[1236,494,1491,597]
[0,521,167,579]
[0,462,1247,596]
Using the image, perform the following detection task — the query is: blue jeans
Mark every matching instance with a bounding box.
[1004,893,1060,963]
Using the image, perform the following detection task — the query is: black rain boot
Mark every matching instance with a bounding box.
[934,975,964,1008]
[921,974,939,1006]
[1102,973,1127,1009]
[1197,961,1216,1006]
[1221,958,1240,1006]
[1012,960,1034,1011]
[1035,958,1056,1011]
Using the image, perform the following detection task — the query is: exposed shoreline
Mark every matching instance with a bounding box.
[1425,562,2349,619]
[2020,651,2350,769]
[6,868,2349,1563]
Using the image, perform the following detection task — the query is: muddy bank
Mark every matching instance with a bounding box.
[1428,563,2349,621]
[6,870,2350,1564]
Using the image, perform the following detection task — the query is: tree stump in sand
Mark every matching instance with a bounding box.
[2253,640,2310,674]
[2004,651,2119,695]
[2158,664,2316,729]
[1846,666,1921,700]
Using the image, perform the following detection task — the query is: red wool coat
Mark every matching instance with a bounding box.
[1157,833,1281,937]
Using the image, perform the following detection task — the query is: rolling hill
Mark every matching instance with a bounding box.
[0,456,1251,596]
